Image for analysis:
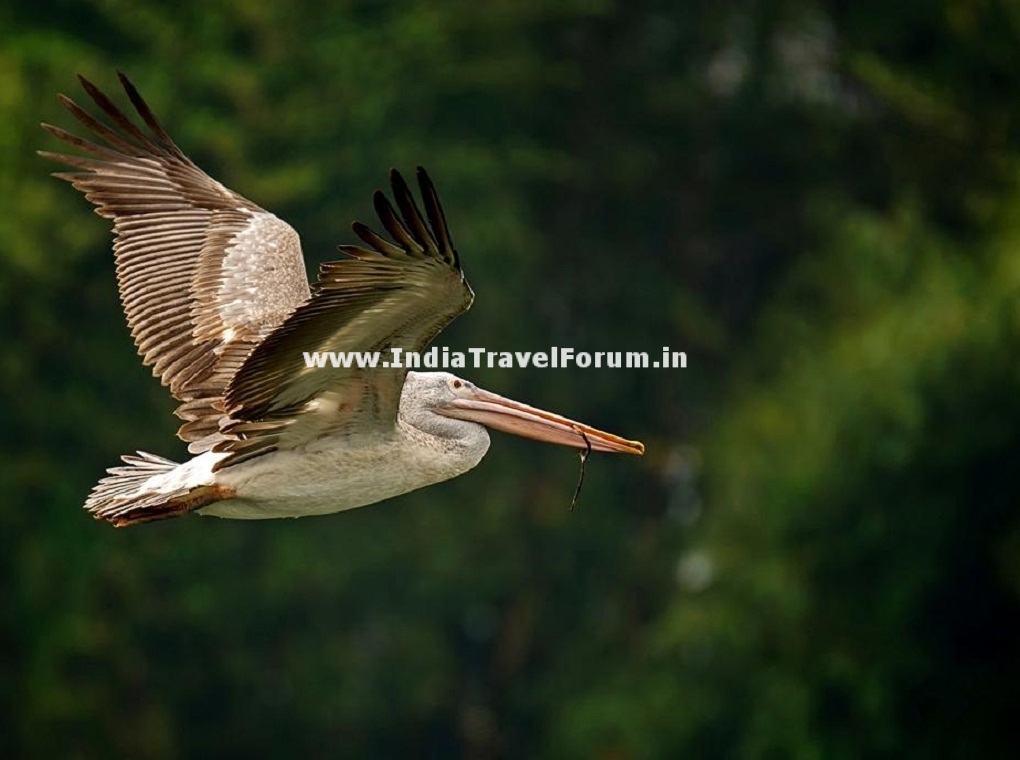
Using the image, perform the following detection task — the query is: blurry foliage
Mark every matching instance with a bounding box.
[2,0,1019,757]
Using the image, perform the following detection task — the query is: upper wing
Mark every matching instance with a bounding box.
[41,74,311,453]
[216,168,473,467]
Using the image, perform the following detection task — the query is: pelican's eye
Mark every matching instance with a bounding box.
[452,379,463,389]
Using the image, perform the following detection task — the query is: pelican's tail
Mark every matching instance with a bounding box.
[85,451,229,527]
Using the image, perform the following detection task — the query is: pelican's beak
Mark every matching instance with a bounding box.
[440,386,645,455]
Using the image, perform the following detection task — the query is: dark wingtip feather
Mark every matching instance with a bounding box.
[415,166,457,267]
[389,168,409,197]
[50,171,83,182]
[415,166,437,194]
[389,168,434,253]
[115,71,181,155]
[352,220,404,258]
[37,149,89,170]
[77,74,100,97]
[76,73,161,152]
[337,244,370,260]
[389,168,413,200]
[372,189,420,254]
[54,89,143,155]
[40,115,129,161]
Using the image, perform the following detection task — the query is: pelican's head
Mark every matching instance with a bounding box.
[400,371,644,455]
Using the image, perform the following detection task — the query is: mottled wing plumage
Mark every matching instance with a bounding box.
[216,168,473,468]
[41,74,311,452]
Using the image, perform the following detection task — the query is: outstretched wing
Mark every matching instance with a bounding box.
[41,74,311,453]
[216,168,473,468]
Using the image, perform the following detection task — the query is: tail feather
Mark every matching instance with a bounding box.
[85,451,229,527]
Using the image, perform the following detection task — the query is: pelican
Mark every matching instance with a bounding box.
[42,74,644,527]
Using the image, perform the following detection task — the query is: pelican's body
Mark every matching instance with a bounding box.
[43,74,643,526]
[184,429,486,520]
[167,378,492,519]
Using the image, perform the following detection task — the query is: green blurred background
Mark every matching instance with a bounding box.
[3,0,1020,756]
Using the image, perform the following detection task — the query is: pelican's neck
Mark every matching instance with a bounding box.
[396,372,491,473]
[396,402,491,472]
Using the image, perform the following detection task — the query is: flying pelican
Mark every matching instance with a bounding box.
[42,74,644,527]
